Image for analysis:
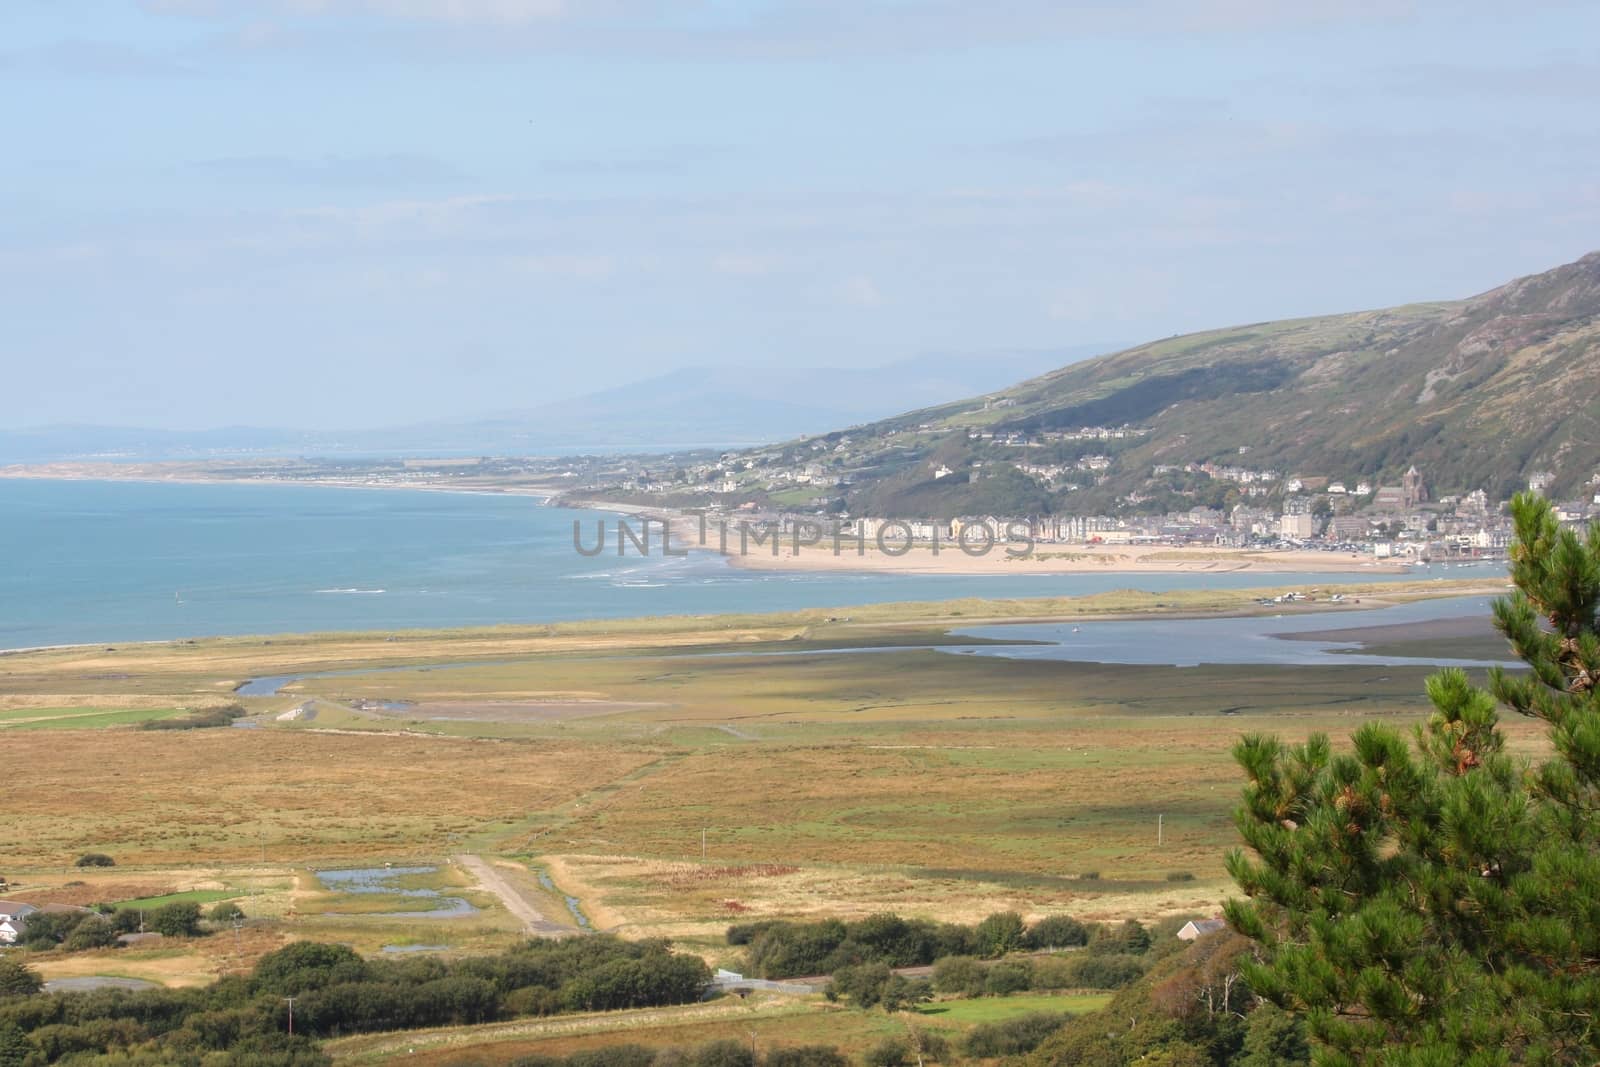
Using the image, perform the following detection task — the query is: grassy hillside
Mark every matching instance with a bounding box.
[786,252,1600,516]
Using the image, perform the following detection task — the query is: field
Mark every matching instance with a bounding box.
[0,582,1529,1053]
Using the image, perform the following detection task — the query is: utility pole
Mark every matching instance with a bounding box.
[284,996,296,1036]
[1158,814,1164,847]
[702,827,707,862]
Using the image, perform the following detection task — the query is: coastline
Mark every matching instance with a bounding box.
[0,579,1505,659]
[9,469,1425,578]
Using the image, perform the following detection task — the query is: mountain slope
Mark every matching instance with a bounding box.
[802,253,1600,516]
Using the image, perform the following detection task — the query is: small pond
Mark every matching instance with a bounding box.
[315,865,479,919]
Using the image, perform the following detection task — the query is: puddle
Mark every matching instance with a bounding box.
[535,869,590,928]
[315,865,479,919]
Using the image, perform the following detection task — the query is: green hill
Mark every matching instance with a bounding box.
[772,252,1600,517]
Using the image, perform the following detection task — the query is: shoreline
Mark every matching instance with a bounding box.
[0,579,1506,658]
[5,469,1445,578]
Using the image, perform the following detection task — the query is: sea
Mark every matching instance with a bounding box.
[0,478,1491,651]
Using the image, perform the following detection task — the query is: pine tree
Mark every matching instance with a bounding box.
[1225,493,1600,1066]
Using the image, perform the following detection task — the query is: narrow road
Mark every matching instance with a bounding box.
[454,854,574,938]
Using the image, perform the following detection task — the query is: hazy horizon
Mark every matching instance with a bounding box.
[7,1,1599,431]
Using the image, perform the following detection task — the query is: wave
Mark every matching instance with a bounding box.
[314,588,387,595]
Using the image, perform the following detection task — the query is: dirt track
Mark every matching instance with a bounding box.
[454,854,573,938]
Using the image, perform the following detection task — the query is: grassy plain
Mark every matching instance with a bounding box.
[2,581,1530,994]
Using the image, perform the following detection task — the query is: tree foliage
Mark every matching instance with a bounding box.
[1226,494,1600,1066]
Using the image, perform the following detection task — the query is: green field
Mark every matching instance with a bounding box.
[917,991,1113,1024]
[0,705,185,730]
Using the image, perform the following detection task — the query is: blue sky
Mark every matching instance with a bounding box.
[5,0,1598,429]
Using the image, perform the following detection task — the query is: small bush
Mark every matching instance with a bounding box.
[0,958,44,997]
[1030,955,1077,990]
[150,901,203,938]
[862,1038,911,1067]
[1165,871,1196,882]
[910,1029,952,1063]
[64,917,118,952]
[1078,871,1100,881]
[931,955,985,996]
[725,921,779,946]
[141,703,248,731]
[209,901,245,923]
[690,1039,753,1067]
[1066,953,1145,989]
[74,853,115,868]
[567,1045,656,1067]
[1026,914,1089,950]
[983,959,1034,996]
[973,911,1027,958]
[965,1012,1070,1057]
[764,1046,847,1067]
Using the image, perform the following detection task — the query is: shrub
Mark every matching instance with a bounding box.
[1030,955,1078,990]
[567,1045,656,1067]
[725,921,779,946]
[209,901,245,923]
[1089,919,1151,957]
[1165,871,1196,882]
[983,959,1034,996]
[64,917,119,952]
[149,901,203,938]
[862,1038,911,1067]
[253,941,368,996]
[764,1046,847,1067]
[0,1022,35,1067]
[909,1029,951,1063]
[964,1012,1070,1056]
[690,1038,754,1067]
[1067,953,1146,989]
[503,985,562,1016]
[1025,914,1088,950]
[825,963,892,1008]
[931,955,985,996]
[74,854,115,868]
[973,911,1026,958]
[0,959,43,998]
[140,703,248,731]
[19,910,88,949]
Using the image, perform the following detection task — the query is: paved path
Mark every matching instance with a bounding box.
[454,854,572,938]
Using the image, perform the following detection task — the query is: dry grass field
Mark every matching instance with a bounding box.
[0,729,661,865]
[1,582,1531,1002]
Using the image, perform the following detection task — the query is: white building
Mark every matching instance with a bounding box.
[1176,918,1227,941]
[0,900,38,944]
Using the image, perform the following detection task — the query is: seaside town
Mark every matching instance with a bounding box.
[41,421,1593,565]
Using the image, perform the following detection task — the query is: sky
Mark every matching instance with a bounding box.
[4,1,1598,430]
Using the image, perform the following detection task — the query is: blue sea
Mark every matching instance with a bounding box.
[0,479,1480,650]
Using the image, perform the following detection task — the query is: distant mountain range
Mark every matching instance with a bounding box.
[777,252,1600,518]
[0,347,1112,465]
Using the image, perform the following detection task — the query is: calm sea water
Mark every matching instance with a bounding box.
[0,479,1482,650]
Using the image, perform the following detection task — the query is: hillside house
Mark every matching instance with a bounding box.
[0,900,38,944]
[1177,918,1227,941]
